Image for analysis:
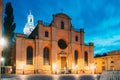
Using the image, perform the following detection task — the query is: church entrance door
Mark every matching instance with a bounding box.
[61,57,66,69]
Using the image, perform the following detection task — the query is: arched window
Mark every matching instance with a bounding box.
[75,36,78,41]
[44,47,50,65]
[27,46,33,65]
[30,19,32,22]
[45,31,49,37]
[61,21,64,29]
[74,50,78,65]
[84,52,88,66]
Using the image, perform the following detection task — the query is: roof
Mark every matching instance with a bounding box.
[54,13,71,20]
[108,50,120,55]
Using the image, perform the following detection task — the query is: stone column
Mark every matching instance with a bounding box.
[80,29,84,72]
[51,26,57,74]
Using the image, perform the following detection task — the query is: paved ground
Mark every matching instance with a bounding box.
[1,74,101,80]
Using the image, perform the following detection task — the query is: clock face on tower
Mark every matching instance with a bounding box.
[29,28,33,32]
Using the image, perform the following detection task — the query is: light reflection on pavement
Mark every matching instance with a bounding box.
[1,74,100,80]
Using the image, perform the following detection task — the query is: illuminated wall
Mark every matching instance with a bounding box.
[94,50,120,74]
[15,13,94,74]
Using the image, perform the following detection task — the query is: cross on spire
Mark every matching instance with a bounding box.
[60,9,64,13]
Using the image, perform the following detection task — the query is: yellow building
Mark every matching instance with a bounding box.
[14,13,94,74]
[94,50,120,74]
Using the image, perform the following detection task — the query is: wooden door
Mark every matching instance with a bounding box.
[61,57,66,69]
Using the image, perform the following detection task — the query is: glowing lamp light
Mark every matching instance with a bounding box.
[1,57,5,62]
[76,65,78,68]
[22,63,25,68]
[1,57,5,67]
[91,64,96,70]
[0,38,7,47]
[72,63,75,69]
[53,63,57,70]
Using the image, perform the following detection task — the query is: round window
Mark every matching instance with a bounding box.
[58,39,67,49]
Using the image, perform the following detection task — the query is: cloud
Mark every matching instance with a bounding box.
[92,35,120,54]
[93,35,120,46]
[94,48,107,55]
[96,17,120,30]
[3,0,120,55]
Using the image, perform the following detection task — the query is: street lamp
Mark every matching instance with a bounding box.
[0,38,7,78]
[53,63,57,74]
[90,63,96,74]
[22,63,25,74]
[1,57,5,74]
[75,65,78,74]
[0,38,7,47]
[72,63,75,73]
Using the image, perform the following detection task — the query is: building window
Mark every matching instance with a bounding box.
[111,61,114,63]
[75,36,78,41]
[30,19,32,22]
[102,66,105,70]
[74,50,78,65]
[27,46,33,65]
[44,47,50,65]
[45,31,49,37]
[102,62,105,64]
[84,51,88,66]
[58,39,67,49]
[61,21,64,29]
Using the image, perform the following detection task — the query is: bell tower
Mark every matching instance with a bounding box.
[23,11,35,36]
[27,11,34,26]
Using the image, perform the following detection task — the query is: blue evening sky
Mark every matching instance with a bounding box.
[2,0,120,55]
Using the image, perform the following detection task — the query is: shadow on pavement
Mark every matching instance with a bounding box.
[78,75,95,80]
[27,75,53,80]
[58,75,75,80]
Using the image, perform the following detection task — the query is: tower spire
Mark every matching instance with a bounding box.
[23,10,35,36]
[30,10,31,15]
[60,9,64,13]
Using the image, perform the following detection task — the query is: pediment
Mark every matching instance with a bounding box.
[54,13,71,20]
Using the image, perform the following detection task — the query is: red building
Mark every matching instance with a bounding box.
[14,13,94,74]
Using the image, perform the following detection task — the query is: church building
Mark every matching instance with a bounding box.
[15,12,94,74]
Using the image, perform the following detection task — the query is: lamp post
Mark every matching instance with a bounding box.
[90,63,96,74]
[22,63,25,74]
[1,57,5,74]
[53,63,57,74]
[72,63,75,74]
[75,65,78,74]
[0,38,6,79]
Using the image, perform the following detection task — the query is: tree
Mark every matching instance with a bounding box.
[94,54,101,58]
[3,2,16,66]
[102,53,107,56]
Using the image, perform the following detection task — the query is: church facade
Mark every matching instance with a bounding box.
[15,13,94,74]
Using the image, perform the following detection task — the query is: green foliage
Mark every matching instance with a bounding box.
[3,2,16,66]
[94,53,108,58]
[102,53,107,56]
